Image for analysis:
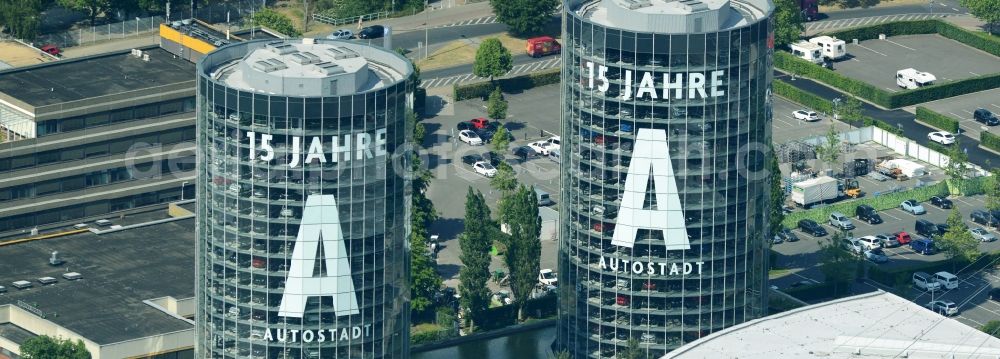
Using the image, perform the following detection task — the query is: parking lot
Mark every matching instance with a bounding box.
[832,34,1000,93]
[921,87,1000,140]
[880,258,1000,330]
[772,96,853,144]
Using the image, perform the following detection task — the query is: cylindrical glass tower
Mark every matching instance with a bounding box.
[195,39,413,359]
[557,0,774,357]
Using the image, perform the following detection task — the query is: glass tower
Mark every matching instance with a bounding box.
[195,39,413,359]
[557,0,775,357]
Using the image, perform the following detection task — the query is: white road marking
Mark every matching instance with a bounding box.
[952,7,960,11]
[970,71,980,76]
[885,87,898,92]
[990,103,1000,110]
[880,210,902,222]
[959,315,985,327]
[856,44,888,56]
[885,39,917,51]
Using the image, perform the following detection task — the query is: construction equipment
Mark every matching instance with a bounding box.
[841,178,863,198]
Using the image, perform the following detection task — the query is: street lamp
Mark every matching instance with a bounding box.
[181,181,190,200]
[424,0,430,60]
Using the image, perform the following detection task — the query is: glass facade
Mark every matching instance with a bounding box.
[196,40,412,359]
[557,1,774,357]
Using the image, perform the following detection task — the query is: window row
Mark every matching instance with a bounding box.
[0,127,195,172]
[35,98,194,137]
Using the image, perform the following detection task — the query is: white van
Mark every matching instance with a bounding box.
[913,271,941,291]
[896,68,936,90]
[808,36,847,60]
[790,41,824,64]
[934,271,959,290]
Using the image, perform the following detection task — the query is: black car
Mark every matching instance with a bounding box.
[358,25,385,39]
[855,204,883,224]
[971,210,1000,228]
[930,196,953,209]
[798,219,827,237]
[991,288,1000,301]
[460,154,481,166]
[777,228,800,242]
[915,219,939,238]
[512,146,539,161]
[974,108,999,126]
[935,223,950,236]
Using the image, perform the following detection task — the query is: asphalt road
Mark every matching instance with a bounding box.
[817,0,967,21]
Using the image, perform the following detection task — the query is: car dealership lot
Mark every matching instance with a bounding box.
[833,34,1000,92]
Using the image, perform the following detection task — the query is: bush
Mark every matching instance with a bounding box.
[453,68,561,101]
[410,324,445,345]
[947,177,989,196]
[915,106,959,132]
[983,131,1000,153]
[891,73,1000,108]
[781,182,949,228]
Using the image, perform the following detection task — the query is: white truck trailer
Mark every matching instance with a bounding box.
[791,176,840,207]
[808,36,847,60]
[896,68,936,89]
[790,41,824,64]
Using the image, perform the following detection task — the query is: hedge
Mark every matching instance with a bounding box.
[915,106,959,133]
[453,68,561,101]
[824,19,1000,57]
[868,252,1000,287]
[773,79,902,135]
[983,131,1000,153]
[775,52,892,108]
[781,181,948,228]
[783,281,851,302]
[411,324,449,345]
[946,177,989,196]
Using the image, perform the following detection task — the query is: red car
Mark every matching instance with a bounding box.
[40,44,61,56]
[470,117,489,129]
[616,295,630,306]
[895,231,912,245]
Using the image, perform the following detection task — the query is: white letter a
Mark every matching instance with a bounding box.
[611,129,690,250]
[278,195,361,318]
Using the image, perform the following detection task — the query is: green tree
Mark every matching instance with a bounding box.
[819,232,858,295]
[837,97,864,124]
[252,8,301,37]
[943,140,970,182]
[489,0,559,35]
[473,38,514,82]
[20,335,90,359]
[490,125,512,156]
[986,168,1000,212]
[982,320,1000,338]
[555,351,572,359]
[939,208,981,272]
[435,306,458,338]
[57,0,109,26]
[407,110,426,144]
[619,338,647,359]
[490,161,518,193]
[768,149,786,239]
[814,124,841,171]
[0,0,45,40]
[820,0,881,9]
[487,87,508,120]
[773,0,805,47]
[458,188,493,332]
[409,153,442,316]
[503,185,541,320]
[960,0,1000,33]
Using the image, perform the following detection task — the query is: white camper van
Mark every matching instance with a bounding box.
[808,36,847,60]
[790,41,823,64]
[896,68,936,90]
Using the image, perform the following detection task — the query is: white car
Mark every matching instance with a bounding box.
[900,200,926,215]
[327,29,354,40]
[545,136,561,151]
[971,227,997,242]
[538,269,557,286]
[793,110,820,121]
[856,236,883,250]
[528,140,552,155]
[473,161,497,177]
[459,130,483,145]
[928,131,956,145]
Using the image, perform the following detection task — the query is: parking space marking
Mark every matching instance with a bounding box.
[959,315,985,327]
[885,247,910,260]
[855,44,888,56]
[884,39,916,51]
[991,104,1000,110]
[970,71,980,76]
[880,210,903,222]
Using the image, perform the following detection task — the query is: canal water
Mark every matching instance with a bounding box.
[411,326,556,359]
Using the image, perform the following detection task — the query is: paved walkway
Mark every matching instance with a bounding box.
[369,1,494,33]
[60,34,159,58]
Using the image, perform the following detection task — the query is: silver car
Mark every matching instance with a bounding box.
[327,29,354,40]
[971,227,997,242]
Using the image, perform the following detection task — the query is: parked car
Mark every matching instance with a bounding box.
[864,248,889,263]
[528,140,553,156]
[327,29,354,39]
[461,154,482,166]
[927,131,956,145]
[793,110,820,121]
[798,219,827,237]
[875,233,900,248]
[856,236,883,250]
[841,237,864,254]
[458,130,483,145]
[929,196,953,209]
[776,227,799,242]
[538,269,558,286]
[913,271,942,291]
[934,271,959,290]
[971,210,1000,228]
[855,204,883,224]
[828,212,855,230]
[900,200,926,215]
[910,237,936,255]
[971,228,997,242]
[358,25,385,39]
[915,219,939,238]
[991,288,1000,301]
[473,161,497,177]
[926,300,959,316]
[894,231,913,245]
[512,146,539,161]
[935,223,950,236]
[974,108,999,126]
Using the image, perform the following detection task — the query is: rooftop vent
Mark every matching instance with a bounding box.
[266,41,296,55]
[325,46,358,60]
[62,272,83,281]
[621,0,652,9]
[678,0,709,11]
[253,58,288,73]
[289,51,322,65]
[11,280,32,289]
[37,277,57,285]
[312,61,345,76]
[49,251,64,266]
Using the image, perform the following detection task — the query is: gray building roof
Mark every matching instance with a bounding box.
[664,291,1000,358]
[570,0,772,33]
